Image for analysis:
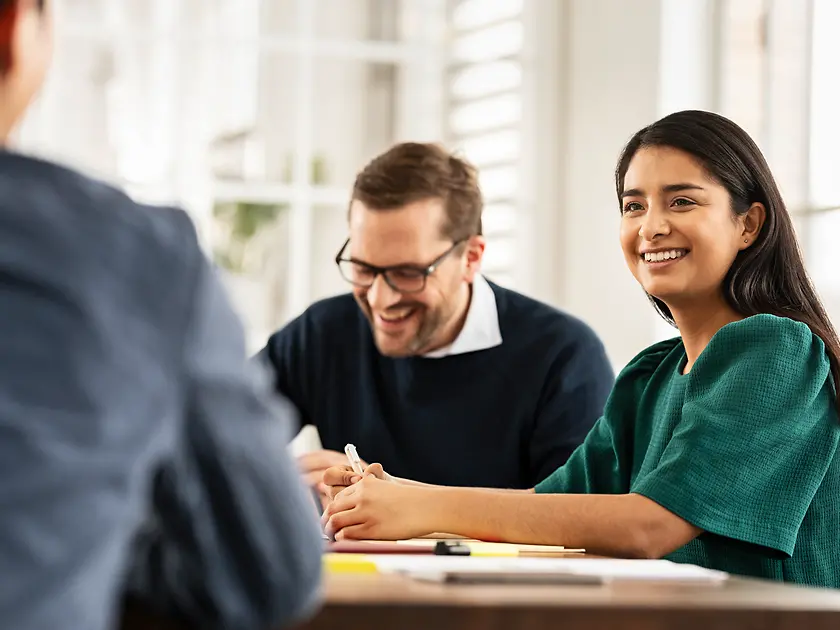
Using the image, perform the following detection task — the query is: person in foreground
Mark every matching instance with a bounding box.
[322,109,840,588]
[258,142,613,499]
[0,1,322,629]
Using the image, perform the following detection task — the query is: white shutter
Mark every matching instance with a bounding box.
[445,0,525,288]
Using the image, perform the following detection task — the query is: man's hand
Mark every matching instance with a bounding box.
[297,449,367,504]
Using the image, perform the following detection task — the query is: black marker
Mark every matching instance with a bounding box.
[434,541,471,556]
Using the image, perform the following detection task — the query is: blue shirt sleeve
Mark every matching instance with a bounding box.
[124,257,323,629]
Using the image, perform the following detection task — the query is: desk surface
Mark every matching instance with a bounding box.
[122,554,840,630]
[298,568,840,630]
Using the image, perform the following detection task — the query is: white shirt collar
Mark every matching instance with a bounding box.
[422,274,503,358]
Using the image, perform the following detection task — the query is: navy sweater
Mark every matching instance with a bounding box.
[261,283,614,488]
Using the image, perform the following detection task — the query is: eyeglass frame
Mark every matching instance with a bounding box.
[334,237,468,293]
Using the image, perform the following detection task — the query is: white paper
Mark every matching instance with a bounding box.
[370,555,728,583]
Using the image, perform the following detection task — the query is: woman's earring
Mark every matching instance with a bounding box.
[744,238,749,243]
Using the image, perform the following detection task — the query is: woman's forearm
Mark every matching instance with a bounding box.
[392,475,435,488]
[394,476,534,493]
[420,487,700,558]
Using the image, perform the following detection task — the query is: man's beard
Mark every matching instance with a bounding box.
[356,297,447,357]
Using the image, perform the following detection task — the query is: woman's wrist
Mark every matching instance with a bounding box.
[412,485,462,536]
[413,487,523,541]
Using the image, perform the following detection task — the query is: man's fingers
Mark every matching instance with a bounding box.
[324,466,362,487]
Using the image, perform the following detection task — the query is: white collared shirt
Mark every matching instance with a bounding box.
[422,274,503,358]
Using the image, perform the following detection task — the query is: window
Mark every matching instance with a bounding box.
[652,0,840,338]
[716,0,840,325]
[806,0,840,323]
[18,0,447,350]
[445,0,525,289]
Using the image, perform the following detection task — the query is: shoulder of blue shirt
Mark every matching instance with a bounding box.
[0,150,199,261]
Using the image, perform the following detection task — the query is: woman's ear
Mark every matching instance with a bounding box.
[740,202,766,249]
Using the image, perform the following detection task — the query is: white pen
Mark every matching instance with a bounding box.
[344,443,365,476]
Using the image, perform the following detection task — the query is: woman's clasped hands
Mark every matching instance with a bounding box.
[320,463,438,541]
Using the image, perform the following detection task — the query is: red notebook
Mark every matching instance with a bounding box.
[326,540,436,554]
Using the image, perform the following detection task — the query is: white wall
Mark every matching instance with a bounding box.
[521,0,728,370]
[523,0,666,370]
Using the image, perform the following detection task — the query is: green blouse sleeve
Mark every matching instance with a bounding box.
[535,338,681,495]
[632,314,839,556]
[534,415,623,494]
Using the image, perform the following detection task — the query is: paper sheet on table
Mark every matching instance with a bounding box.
[371,555,729,583]
[395,539,572,555]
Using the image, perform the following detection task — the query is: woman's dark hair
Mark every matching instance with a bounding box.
[615,109,840,405]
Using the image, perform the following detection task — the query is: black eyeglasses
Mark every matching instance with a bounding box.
[334,238,466,293]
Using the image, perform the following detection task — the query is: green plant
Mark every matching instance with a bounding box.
[216,201,284,241]
[212,201,284,274]
[212,154,329,274]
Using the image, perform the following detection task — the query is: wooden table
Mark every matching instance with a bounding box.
[296,568,840,630]
[122,555,840,630]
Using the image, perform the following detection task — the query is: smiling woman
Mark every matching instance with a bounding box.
[615,111,840,386]
[321,110,840,589]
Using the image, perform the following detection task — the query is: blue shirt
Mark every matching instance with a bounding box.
[0,151,322,630]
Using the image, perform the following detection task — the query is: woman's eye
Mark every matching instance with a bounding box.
[622,201,644,214]
[672,198,695,208]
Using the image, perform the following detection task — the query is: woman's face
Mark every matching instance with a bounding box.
[619,146,754,309]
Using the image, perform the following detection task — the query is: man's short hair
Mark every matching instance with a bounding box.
[350,142,483,241]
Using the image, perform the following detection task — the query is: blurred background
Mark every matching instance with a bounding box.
[14,0,840,371]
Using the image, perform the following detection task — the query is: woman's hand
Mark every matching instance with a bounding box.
[323,462,391,499]
[321,475,440,541]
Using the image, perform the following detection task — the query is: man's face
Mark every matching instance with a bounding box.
[0,0,53,136]
[347,198,482,357]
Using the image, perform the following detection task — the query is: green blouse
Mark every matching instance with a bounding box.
[536,314,840,587]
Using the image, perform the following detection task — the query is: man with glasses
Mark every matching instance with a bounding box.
[258,143,614,503]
